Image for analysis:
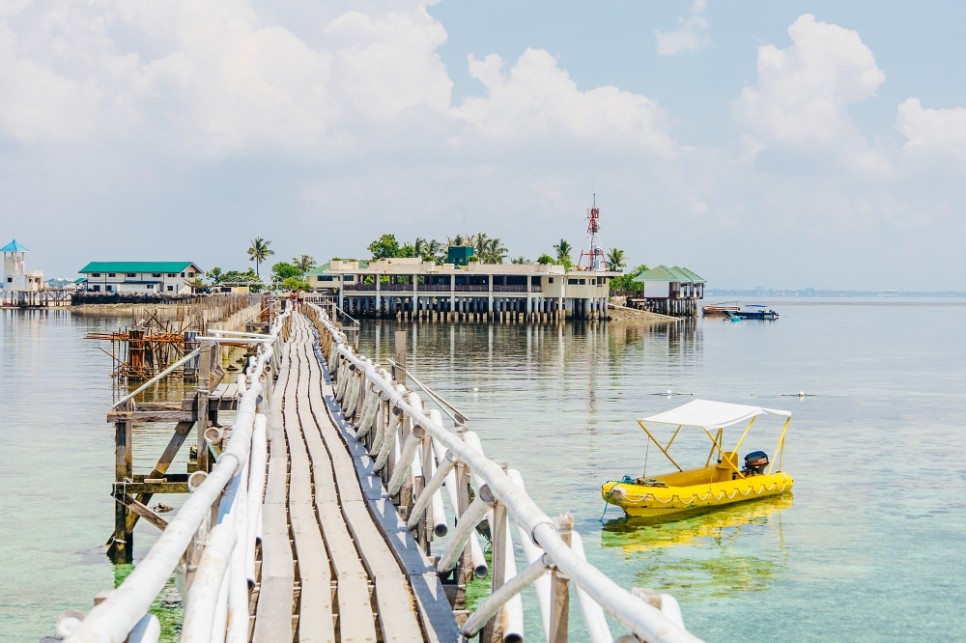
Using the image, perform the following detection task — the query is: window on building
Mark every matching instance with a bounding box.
[106,285,113,292]
[548,277,554,283]
[181,272,185,277]
[127,273,136,278]
[168,286,174,292]
[168,273,176,277]
[152,273,161,278]
[6,277,11,283]
[91,273,101,277]
[92,285,101,292]
[108,273,116,277]
[188,271,195,277]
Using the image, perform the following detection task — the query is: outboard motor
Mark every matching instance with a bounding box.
[743,450,769,475]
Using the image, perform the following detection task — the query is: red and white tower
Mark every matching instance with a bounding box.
[577,195,607,271]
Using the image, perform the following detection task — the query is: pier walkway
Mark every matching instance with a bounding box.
[59,303,701,643]
[255,313,455,641]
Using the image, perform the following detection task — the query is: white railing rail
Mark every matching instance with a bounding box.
[59,308,291,643]
[307,303,701,643]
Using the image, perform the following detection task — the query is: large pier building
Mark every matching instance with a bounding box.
[307,256,618,321]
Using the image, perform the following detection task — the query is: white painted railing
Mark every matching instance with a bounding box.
[307,303,702,643]
[58,308,291,643]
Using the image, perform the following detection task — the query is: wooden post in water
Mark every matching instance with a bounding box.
[128,328,146,378]
[394,330,407,385]
[112,420,133,563]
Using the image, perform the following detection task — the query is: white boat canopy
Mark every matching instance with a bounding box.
[640,399,791,429]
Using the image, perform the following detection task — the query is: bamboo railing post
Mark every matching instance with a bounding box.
[196,342,214,473]
[482,462,509,642]
[549,513,574,642]
[419,426,434,552]
[453,424,474,587]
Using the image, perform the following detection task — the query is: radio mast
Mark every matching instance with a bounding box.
[577,194,607,271]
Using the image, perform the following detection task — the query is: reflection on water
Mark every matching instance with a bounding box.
[602,495,792,597]
[602,494,792,549]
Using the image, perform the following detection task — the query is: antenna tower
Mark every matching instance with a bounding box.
[577,194,607,271]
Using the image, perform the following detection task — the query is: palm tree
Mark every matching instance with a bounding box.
[426,239,444,263]
[293,254,316,275]
[553,239,573,270]
[413,237,429,258]
[482,237,507,264]
[247,237,274,277]
[472,232,489,258]
[607,248,626,272]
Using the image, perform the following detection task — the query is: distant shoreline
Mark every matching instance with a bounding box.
[706,290,966,298]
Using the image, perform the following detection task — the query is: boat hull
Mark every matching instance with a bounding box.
[726,310,779,320]
[602,472,794,520]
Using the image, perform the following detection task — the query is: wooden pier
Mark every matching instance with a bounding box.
[62,302,699,643]
[0,288,72,308]
[254,313,458,641]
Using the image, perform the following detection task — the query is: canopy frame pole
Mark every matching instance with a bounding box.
[771,417,792,473]
[731,416,757,460]
[703,428,724,467]
[637,420,683,472]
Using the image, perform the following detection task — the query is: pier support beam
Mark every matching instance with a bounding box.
[111,420,134,563]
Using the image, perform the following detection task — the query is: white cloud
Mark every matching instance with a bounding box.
[896,98,966,166]
[0,0,678,164]
[655,0,710,56]
[453,48,678,158]
[0,0,452,157]
[732,14,888,173]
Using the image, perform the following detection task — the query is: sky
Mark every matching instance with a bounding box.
[2,0,965,290]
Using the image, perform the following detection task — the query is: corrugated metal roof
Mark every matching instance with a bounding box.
[1,239,28,252]
[673,266,706,283]
[79,261,200,274]
[631,265,678,282]
[632,264,705,283]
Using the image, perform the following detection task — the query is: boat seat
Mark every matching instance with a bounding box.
[715,451,740,481]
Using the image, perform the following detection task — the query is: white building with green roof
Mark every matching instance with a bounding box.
[630,264,706,317]
[78,261,203,295]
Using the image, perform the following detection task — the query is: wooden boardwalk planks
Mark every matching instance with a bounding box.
[253,337,295,643]
[254,314,452,642]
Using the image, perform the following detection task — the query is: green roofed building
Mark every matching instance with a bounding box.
[78,261,203,295]
[631,265,706,317]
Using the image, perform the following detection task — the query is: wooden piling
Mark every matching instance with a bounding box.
[112,420,133,563]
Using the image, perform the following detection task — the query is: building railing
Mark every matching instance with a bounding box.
[340,283,542,294]
[58,308,292,643]
[307,303,702,643]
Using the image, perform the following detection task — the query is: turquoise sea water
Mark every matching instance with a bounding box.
[1,301,964,641]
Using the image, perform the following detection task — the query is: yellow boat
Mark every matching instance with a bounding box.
[602,399,794,522]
